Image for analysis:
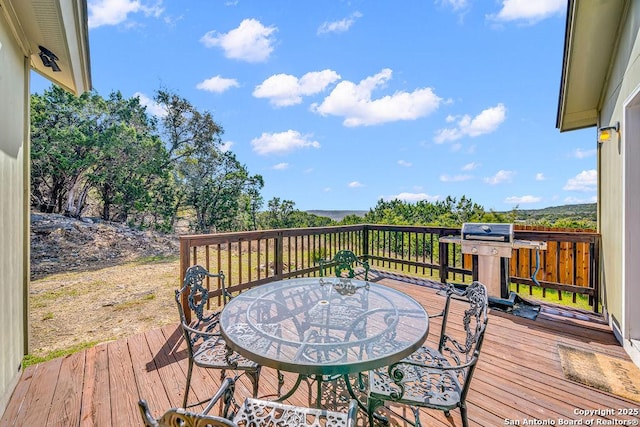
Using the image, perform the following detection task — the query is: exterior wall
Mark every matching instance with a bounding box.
[0,9,28,417]
[598,0,640,363]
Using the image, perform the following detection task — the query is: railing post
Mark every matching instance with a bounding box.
[180,237,191,324]
[439,236,449,284]
[362,224,369,261]
[591,238,600,313]
[275,231,284,279]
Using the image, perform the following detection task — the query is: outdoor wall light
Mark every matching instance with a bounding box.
[597,122,619,143]
[38,45,61,72]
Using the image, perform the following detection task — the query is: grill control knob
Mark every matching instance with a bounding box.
[491,248,498,255]
[471,247,478,254]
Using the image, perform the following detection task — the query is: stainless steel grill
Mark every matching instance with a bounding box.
[441,223,547,299]
[460,223,514,259]
[462,223,513,243]
[441,222,548,319]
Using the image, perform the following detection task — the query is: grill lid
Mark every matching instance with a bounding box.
[462,223,513,243]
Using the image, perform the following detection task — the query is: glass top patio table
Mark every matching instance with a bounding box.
[219,277,429,377]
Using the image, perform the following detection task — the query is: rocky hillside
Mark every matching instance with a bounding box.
[30,212,179,280]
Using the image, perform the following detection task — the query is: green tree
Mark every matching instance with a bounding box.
[31,86,105,216]
[261,198,296,229]
[182,149,262,233]
[338,214,365,225]
[235,175,265,230]
[153,89,225,229]
[87,92,169,224]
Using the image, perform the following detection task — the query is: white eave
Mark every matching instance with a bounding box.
[556,0,628,132]
[1,0,91,95]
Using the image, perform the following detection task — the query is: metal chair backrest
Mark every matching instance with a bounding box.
[138,399,238,427]
[438,281,489,364]
[175,265,228,328]
[320,249,370,280]
[437,281,489,400]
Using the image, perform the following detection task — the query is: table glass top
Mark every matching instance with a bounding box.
[219,277,429,375]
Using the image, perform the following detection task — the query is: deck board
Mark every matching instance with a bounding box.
[79,344,111,427]
[2,277,639,426]
[107,338,139,426]
[47,350,85,426]
[128,332,172,418]
[19,356,62,426]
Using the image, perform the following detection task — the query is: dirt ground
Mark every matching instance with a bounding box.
[29,213,183,359]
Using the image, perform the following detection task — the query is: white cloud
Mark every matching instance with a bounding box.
[484,170,514,185]
[317,11,363,34]
[398,160,412,167]
[535,173,546,181]
[196,76,240,93]
[573,148,597,159]
[348,181,364,188]
[311,69,442,127]
[272,162,289,170]
[134,92,166,117]
[200,19,277,63]
[440,174,472,182]
[251,130,320,155]
[434,103,506,143]
[439,0,469,11]
[462,162,479,171]
[220,141,233,152]
[88,0,163,28]
[504,195,542,204]
[489,0,565,24]
[384,192,440,203]
[253,70,341,107]
[564,196,597,204]
[563,169,597,192]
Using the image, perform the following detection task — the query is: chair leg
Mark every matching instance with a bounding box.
[248,367,261,398]
[277,370,284,396]
[460,404,469,427]
[367,396,385,427]
[412,407,422,427]
[183,358,194,408]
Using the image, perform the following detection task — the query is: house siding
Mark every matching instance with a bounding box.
[0,8,28,417]
[598,0,640,356]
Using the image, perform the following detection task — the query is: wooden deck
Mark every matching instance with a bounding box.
[2,277,638,426]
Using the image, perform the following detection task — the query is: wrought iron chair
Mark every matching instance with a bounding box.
[139,376,359,427]
[176,265,268,408]
[319,250,370,281]
[139,377,238,427]
[366,281,489,427]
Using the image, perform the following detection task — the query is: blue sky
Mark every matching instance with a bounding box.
[32,0,597,212]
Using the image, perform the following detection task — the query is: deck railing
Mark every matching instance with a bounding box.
[179,224,600,320]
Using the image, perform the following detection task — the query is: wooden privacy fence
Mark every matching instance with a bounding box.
[179,224,600,320]
[508,225,598,304]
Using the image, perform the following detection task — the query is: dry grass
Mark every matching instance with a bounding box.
[28,255,181,363]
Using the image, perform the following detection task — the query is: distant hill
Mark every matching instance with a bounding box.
[308,203,597,223]
[509,203,596,221]
[306,210,368,221]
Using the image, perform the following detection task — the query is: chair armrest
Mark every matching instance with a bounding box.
[346,399,358,427]
[138,399,159,427]
[181,321,222,338]
[202,377,237,417]
[388,354,478,374]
